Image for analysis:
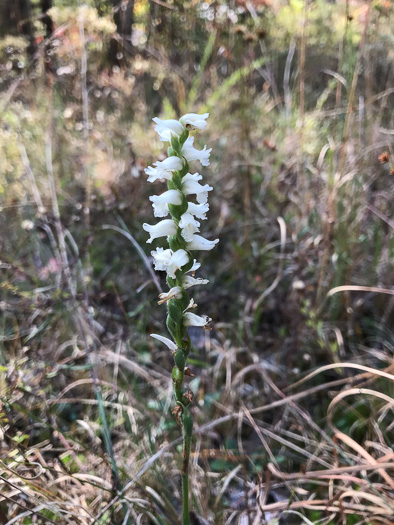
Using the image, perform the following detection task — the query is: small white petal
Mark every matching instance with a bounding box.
[151,247,172,271]
[144,165,171,183]
[196,191,210,205]
[143,219,177,243]
[182,173,213,205]
[182,275,209,288]
[158,286,183,304]
[145,156,183,183]
[181,136,212,167]
[180,113,209,130]
[179,212,200,242]
[187,201,209,220]
[187,234,219,251]
[151,248,189,278]
[150,189,183,217]
[150,334,177,351]
[183,312,212,327]
[169,249,190,275]
[153,118,185,142]
[183,172,203,182]
[186,259,201,274]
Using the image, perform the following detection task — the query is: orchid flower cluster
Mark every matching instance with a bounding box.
[144,113,218,356]
[143,113,217,524]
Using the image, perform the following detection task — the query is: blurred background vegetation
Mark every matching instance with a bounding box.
[1,0,394,523]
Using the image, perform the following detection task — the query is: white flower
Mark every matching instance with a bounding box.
[182,173,213,204]
[143,219,177,243]
[149,189,183,217]
[153,118,185,142]
[145,156,184,183]
[158,286,183,304]
[179,212,200,242]
[150,334,177,351]
[151,248,189,278]
[180,113,209,130]
[187,201,209,220]
[181,136,212,167]
[187,234,219,251]
[183,312,212,327]
[182,275,209,288]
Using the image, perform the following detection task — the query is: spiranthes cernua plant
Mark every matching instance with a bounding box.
[143,113,218,524]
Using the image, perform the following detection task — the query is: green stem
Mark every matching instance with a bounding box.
[181,429,191,525]
[167,129,193,524]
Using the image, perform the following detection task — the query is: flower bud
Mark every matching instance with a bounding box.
[183,312,212,327]
[180,113,209,130]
